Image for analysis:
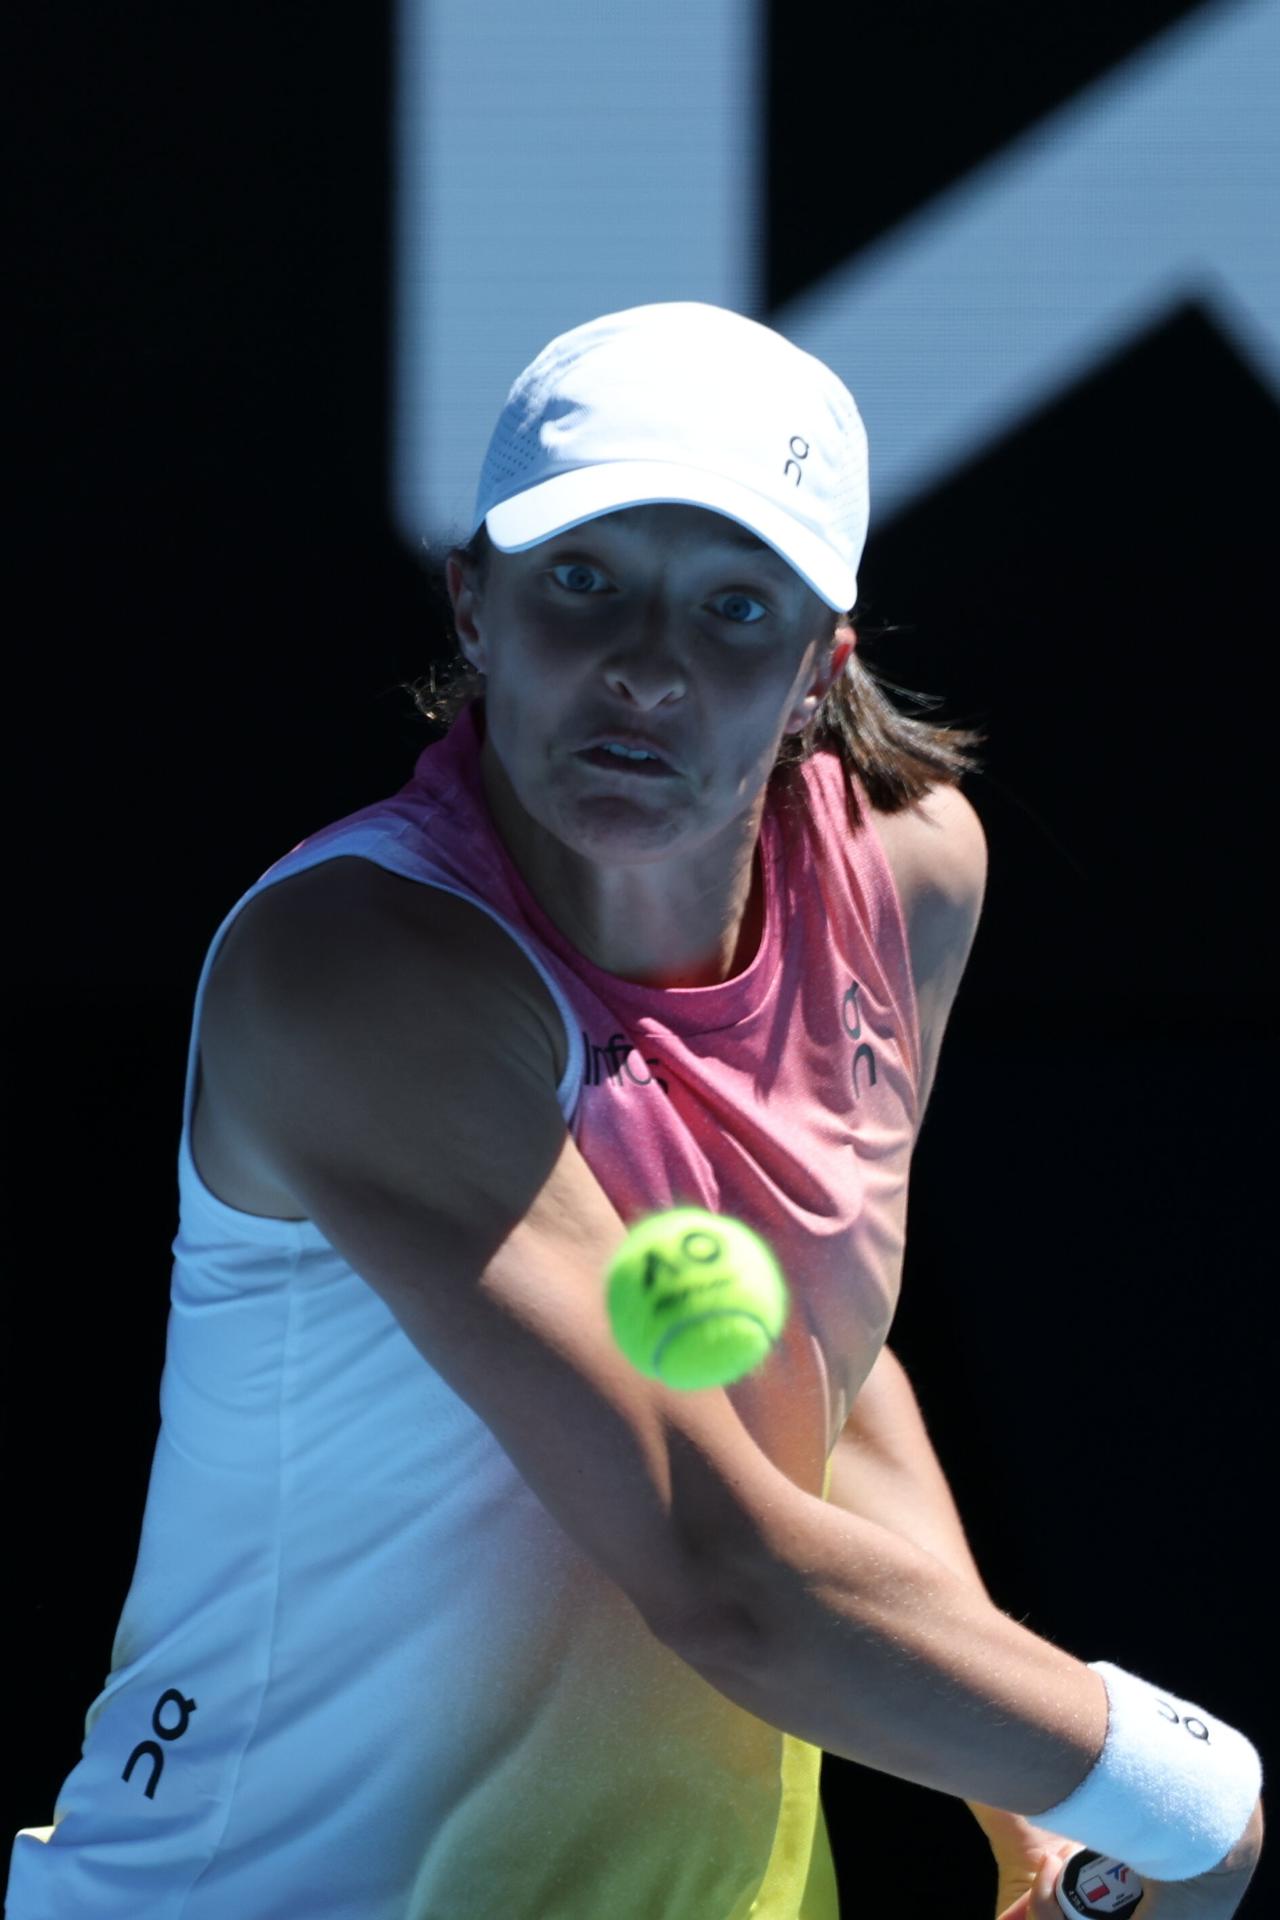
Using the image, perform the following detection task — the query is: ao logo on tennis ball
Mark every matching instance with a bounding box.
[606,1208,790,1391]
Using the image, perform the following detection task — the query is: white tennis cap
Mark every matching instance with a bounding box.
[471,302,869,613]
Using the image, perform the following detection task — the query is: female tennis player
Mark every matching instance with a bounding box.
[8,302,1261,1918]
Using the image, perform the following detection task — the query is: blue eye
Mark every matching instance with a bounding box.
[716,592,767,625]
[550,563,606,594]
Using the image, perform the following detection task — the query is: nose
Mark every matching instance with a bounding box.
[599,605,691,709]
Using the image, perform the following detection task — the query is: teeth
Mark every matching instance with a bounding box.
[601,743,656,760]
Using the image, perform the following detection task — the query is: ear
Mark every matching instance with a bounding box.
[784,618,857,735]
[830,620,857,676]
[446,553,486,671]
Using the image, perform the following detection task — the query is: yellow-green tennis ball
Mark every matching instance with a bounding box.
[605,1208,790,1391]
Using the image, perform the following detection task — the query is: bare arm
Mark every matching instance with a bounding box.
[826,1343,992,1600]
[675,1453,1109,1819]
[827,1344,1067,1881]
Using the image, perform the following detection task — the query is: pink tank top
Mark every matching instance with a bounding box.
[458,700,922,1461]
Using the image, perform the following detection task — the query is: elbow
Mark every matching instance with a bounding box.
[653,1579,764,1676]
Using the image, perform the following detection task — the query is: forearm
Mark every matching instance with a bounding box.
[826,1345,992,1601]
[682,1486,1109,1818]
[676,1349,1106,1812]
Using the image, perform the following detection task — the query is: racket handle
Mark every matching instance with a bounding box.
[1054,1849,1145,1916]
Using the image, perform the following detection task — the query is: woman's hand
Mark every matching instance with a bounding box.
[974,1791,1264,1920]
[998,1844,1081,1920]
[966,1799,1084,1919]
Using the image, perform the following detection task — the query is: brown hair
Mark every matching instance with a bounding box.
[399,524,988,833]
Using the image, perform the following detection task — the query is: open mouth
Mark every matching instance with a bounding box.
[576,746,677,778]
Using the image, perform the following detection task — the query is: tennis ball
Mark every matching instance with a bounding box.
[605,1207,790,1391]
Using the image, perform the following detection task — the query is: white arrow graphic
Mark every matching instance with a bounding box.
[779,0,1279,521]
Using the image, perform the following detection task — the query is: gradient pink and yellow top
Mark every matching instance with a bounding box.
[8,698,919,1920]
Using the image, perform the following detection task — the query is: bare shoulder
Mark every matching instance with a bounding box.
[208,855,567,1090]
[869,783,987,961]
[875,783,986,907]
[242,853,506,941]
[916,782,987,899]
[868,785,988,1130]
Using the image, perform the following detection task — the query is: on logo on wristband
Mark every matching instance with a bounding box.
[1157,1696,1210,1741]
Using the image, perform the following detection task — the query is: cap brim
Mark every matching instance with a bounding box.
[483,461,858,612]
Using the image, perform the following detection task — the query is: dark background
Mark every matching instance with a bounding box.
[10,1,1276,1913]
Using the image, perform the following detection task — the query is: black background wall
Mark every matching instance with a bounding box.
[11,2,1276,1913]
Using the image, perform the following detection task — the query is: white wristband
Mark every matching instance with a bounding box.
[1033,1661,1262,1881]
